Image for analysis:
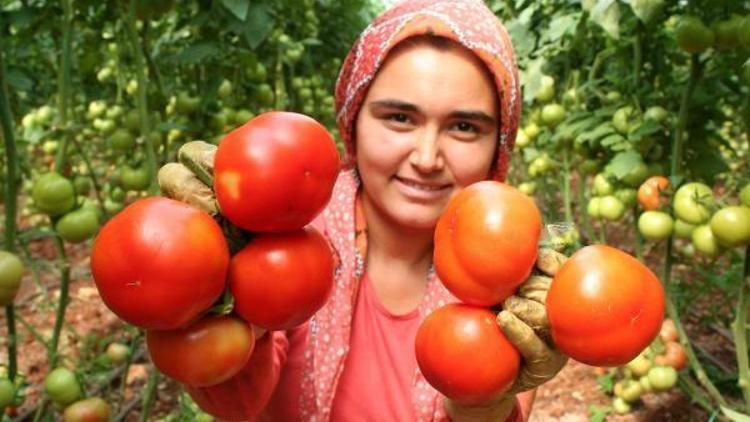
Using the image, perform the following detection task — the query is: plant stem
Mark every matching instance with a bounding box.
[633,208,643,260]
[732,246,750,411]
[633,21,643,91]
[69,135,110,220]
[55,0,73,173]
[561,149,573,223]
[139,368,159,422]
[670,55,702,179]
[126,0,158,195]
[48,235,71,368]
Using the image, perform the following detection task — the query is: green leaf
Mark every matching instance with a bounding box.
[169,42,220,64]
[590,0,620,39]
[606,150,643,178]
[579,123,615,144]
[630,119,663,139]
[242,3,274,49]
[588,405,611,422]
[721,406,750,422]
[600,133,627,148]
[221,0,250,21]
[6,68,33,91]
[506,20,536,60]
[548,14,579,41]
[685,139,729,184]
[624,0,665,25]
[521,58,545,103]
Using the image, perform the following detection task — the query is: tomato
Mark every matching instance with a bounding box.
[45,368,82,406]
[626,353,652,378]
[0,251,23,306]
[691,224,721,257]
[581,159,601,175]
[33,173,75,217]
[217,79,233,100]
[673,219,696,239]
[599,196,625,221]
[639,375,652,393]
[586,197,601,219]
[108,186,126,203]
[710,206,750,248]
[647,366,678,391]
[109,129,135,151]
[593,173,614,196]
[612,397,631,415]
[176,92,200,115]
[230,227,333,330]
[562,88,578,107]
[740,16,750,49]
[514,129,530,148]
[655,342,687,371]
[541,103,565,128]
[535,75,555,103]
[741,184,750,207]
[660,318,679,343]
[615,188,637,208]
[546,245,665,366]
[0,378,14,410]
[638,211,674,241]
[674,16,715,54]
[119,165,151,191]
[673,182,714,224]
[523,123,540,140]
[214,112,340,232]
[255,84,275,107]
[518,181,536,195]
[91,197,229,330]
[73,176,92,196]
[638,176,670,211]
[612,107,635,135]
[56,208,99,244]
[644,106,668,124]
[63,397,110,422]
[621,162,649,188]
[147,315,255,387]
[620,379,644,403]
[434,182,541,306]
[105,342,130,364]
[232,109,255,126]
[415,304,520,405]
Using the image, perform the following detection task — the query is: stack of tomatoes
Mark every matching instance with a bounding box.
[416,182,666,404]
[90,112,340,388]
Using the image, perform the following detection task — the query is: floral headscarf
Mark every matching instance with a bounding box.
[334,0,521,181]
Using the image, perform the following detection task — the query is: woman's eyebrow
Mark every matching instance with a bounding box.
[448,110,496,125]
[368,99,420,112]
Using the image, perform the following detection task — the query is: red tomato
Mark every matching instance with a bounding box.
[547,245,665,366]
[91,197,229,330]
[147,315,255,387]
[415,304,520,404]
[638,176,670,211]
[434,181,541,306]
[213,112,340,232]
[229,226,334,330]
[655,342,687,371]
[186,333,277,421]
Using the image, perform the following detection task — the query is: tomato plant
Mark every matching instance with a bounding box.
[547,245,665,366]
[62,397,110,422]
[44,368,82,407]
[415,304,520,405]
[214,112,340,232]
[146,315,255,387]
[229,226,334,330]
[638,211,674,241]
[55,208,99,244]
[673,183,715,225]
[91,197,229,330]
[0,378,14,411]
[709,206,750,248]
[434,181,541,306]
[32,173,75,217]
[0,251,24,306]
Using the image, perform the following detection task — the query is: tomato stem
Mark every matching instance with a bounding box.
[0,23,20,382]
[731,246,750,411]
[633,208,643,261]
[561,148,573,223]
[48,235,71,368]
[69,135,110,221]
[54,0,73,173]
[139,367,160,422]
[633,21,643,90]
[670,55,702,179]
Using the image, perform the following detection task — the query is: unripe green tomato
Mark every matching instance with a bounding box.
[33,173,75,217]
[692,224,721,257]
[298,87,313,101]
[233,109,255,125]
[175,92,200,115]
[639,375,653,393]
[605,91,621,103]
[515,129,530,148]
[109,186,126,203]
[622,162,649,187]
[87,101,106,120]
[674,219,696,239]
[612,397,631,415]
[96,67,113,82]
[45,368,82,407]
[217,79,232,99]
[518,182,536,196]
[615,188,638,208]
[532,155,552,174]
[247,62,267,83]
[523,123,541,140]
[587,197,601,218]
[599,195,626,221]
[620,379,644,403]
[73,177,92,196]
[105,105,123,120]
[581,159,601,175]
[42,140,58,155]
[612,107,634,135]
[535,75,555,103]
[678,241,696,257]
[106,342,131,364]
[626,353,652,377]
[712,16,743,49]
[674,16,715,54]
[104,199,124,214]
[593,173,614,196]
[638,211,674,241]
[644,106,668,124]
[562,88,578,107]
[63,397,110,422]
[0,378,14,410]
[710,206,750,248]
[673,183,715,224]
[737,16,750,49]
[110,129,135,151]
[648,366,678,392]
[55,209,99,244]
[256,84,275,107]
[0,251,24,306]
[740,184,750,207]
[210,112,228,132]
[528,108,542,125]
[126,79,138,96]
[541,103,566,128]
[120,166,151,191]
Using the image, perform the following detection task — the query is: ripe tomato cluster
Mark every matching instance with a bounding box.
[416,182,666,404]
[91,112,340,387]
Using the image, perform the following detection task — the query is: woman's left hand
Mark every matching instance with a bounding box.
[445,248,570,421]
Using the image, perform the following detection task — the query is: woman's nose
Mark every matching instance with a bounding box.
[409,129,443,173]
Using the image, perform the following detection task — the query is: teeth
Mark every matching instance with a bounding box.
[401,178,442,191]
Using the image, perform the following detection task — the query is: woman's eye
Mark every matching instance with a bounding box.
[453,121,478,133]
[387,113,410,123]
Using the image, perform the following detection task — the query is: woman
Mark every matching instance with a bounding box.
[160,0,568,420]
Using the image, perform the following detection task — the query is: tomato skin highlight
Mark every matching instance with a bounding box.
[434,182,541,306]
[415,304,520,405]
[213,111,340,232]
[229,226,334,330]
[147,315,255,387]
[91,197,229,330]
[547,245,665,366]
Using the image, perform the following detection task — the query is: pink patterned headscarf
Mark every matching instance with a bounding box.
[334,0,521,181]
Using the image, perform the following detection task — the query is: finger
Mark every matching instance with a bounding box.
[179,141,217,186]
[158,163,219,215]
[497,310,552,363]
[517,275,551,304]
[536,248,567,276]
[502,296,548,332]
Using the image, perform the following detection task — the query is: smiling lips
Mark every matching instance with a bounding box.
[394,176,451,200]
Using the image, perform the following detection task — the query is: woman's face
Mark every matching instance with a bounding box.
[355,41,499,232]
